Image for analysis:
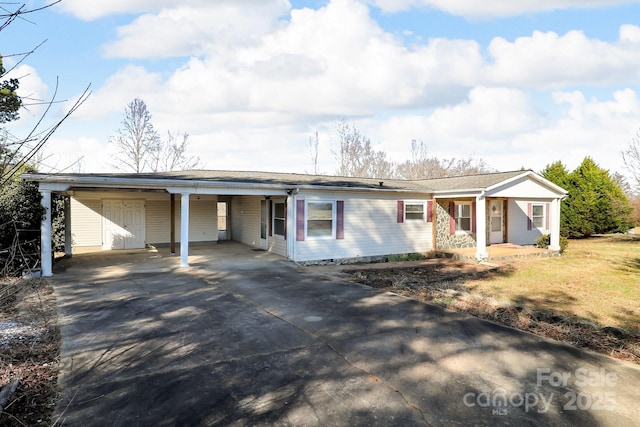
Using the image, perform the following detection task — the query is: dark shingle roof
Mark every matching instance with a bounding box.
[417,170,527,192]
[25,169,536,193]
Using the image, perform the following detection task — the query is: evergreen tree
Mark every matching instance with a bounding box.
[543,158,633,238]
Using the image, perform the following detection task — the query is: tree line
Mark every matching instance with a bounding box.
[317,120,494,179]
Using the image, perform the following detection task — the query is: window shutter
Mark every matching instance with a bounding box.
[268,200,273,236]
[427,200,433,223]
[284,201,287,240]
[449,202,455,235]
[397,201,404,223]
[296,200,305,241]
[545,203,550,230]
[336,200,344,240]
[472,201,476,234]
[527,203,533,230]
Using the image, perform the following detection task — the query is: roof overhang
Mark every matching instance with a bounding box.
[21,173,427,196]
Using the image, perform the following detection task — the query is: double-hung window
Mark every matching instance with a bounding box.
[306,201,335,238]
[273,202,286,236]
[405,203,425,221]
[531,204,544,228]
[455,203,472,232]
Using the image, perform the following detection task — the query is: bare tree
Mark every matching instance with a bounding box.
[308,130,320,175]
[150,131,201,172]
[622,129,640,193]
[110,98,161,173]
[111,99,203,173]
[396,140,494,179]
[333,120,394,178]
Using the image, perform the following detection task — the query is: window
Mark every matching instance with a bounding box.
[405,203,425,221]
[398,200,433,223]
[307,201,334,238]
[531,204,544,228]
[273,202,286,236]
[455,203,472,232]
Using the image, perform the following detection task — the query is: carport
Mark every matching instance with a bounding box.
[23,171,296,276]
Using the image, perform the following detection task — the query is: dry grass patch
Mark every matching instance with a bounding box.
[465,235,640,335]
[0,278,60,426]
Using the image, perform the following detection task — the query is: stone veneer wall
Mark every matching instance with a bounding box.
[435,199,477,249]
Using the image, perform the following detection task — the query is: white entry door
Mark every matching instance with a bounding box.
[259,199,269,250]
[489,199,504,244]
[102,200,146,250]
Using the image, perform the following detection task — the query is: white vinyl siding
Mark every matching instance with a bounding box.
[174,196,218,243]
[508,199,550,245]
[231,196,261,248]
[70,198,102,248]
[294,191,433,262]
[145,199,171,244]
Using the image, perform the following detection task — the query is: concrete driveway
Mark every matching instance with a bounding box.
[51,243,640,426]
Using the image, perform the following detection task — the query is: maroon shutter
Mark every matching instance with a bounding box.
[545,203,550,229]
[397,201,404,223]
[296,200,305,241]
[336,200,344,240]
[449,202,456,235]
[472,201,476,233]
[527,203,533,230]
[427,200,433,222]
[268,200,273,236]
[284,201,287,240]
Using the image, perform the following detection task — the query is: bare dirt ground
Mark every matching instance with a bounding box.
[343,260,640,365]
[0,278,60,426]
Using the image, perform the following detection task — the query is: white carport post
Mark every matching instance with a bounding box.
[40,189,53,277]
[180,192,190,267]
[549,198,561,251]
[475,193,488,261]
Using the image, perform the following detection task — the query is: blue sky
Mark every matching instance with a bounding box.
[3,0,640,179]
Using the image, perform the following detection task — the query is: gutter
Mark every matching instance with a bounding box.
[21,173,433,194]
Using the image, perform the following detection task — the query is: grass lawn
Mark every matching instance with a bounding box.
[464,234,640,334]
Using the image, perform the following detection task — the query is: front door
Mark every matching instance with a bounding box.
[259,199,268,250]
[489,199,504,244]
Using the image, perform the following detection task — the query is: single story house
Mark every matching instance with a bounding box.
[23,169,567,276]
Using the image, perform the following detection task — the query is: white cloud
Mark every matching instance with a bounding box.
[364,0,640,18]
[99,0,485,124]
[69,65,164,121]
[485,28,640,88]
[102,1,291,59]
[58,0,284,21]
[370,88,640,174]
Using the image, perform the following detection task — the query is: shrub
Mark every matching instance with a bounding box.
[536,234,568,254]
[387,253,425,262]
